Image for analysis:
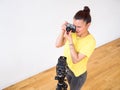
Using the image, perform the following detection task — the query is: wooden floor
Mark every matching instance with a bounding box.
[3,38,120,90]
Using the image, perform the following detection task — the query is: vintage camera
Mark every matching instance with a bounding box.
[55,56,68,90]
[66,23,76,33]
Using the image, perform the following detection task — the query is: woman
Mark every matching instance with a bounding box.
[56,6,96,90]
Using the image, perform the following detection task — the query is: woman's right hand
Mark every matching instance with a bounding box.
[61,21,68,34]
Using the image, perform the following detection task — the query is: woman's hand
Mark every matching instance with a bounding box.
[61,21,68,34]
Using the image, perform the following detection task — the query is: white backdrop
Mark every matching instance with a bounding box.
[0,0,120,89]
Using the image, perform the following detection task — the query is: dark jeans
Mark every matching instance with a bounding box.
[66,68,87,90]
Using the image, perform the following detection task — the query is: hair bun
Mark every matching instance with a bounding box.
[83,6,90,13]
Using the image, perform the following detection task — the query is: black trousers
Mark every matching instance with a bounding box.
[66,68,87,90]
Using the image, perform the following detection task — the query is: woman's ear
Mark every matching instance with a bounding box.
[86,23,91,28]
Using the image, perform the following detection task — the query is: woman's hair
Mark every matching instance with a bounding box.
[74,6,91,24]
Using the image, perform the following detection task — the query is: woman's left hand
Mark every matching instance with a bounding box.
[64,31,73,44]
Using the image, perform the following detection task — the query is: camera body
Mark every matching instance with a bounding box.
[55,56,67,81]
[55,56,68,90]
[66,23,76,33]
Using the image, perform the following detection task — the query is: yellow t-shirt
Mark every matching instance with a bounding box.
[64,33,96,77]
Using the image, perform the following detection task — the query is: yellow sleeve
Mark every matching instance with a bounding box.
[79,40,96,58]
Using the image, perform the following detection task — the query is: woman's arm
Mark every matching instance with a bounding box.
[55,31,66,48]
[55,22,68,48]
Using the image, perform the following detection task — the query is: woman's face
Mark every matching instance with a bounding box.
[73,19,90,36]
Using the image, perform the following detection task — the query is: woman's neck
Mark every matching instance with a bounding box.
[80,31,90,37]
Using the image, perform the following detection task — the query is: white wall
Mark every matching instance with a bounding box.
[0,0,120,89]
